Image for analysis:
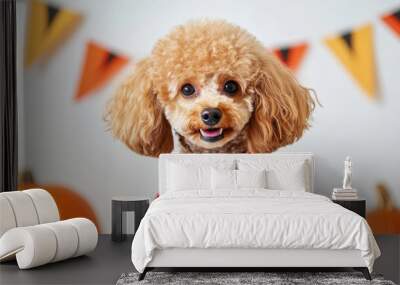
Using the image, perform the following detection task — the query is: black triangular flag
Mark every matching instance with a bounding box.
[46,4,60,28]
[341,32,353,51]
[104,52,117,66]
[394,10,400,21]
[382,8,400,37]
[279,47,290,63]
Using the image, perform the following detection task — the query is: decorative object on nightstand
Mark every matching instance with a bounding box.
[112,196,149,242]
[332,156,359,200]
[332,199,366,218]
[342,156,352,189]
[332,188,358,200]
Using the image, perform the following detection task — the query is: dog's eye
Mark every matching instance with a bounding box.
[223,80,239,95]
[181,84,196,97]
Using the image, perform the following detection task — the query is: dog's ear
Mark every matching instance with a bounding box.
[105,58,173,157]
[246,53,315,153]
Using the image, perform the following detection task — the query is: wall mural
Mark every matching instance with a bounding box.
[24,1,399,102]
[75,41,129,101]
[324,24,376,99]
[105,20,315,156]
[367,184,400,234]
[25,0,81,67]
[23,1,400,233]
[382,9,400,37]
[272,43,309,72]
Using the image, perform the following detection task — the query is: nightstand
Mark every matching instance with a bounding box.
[332,199,366,218]
[112,196,149,242]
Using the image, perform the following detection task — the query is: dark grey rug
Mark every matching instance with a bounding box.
[116,272,396,285]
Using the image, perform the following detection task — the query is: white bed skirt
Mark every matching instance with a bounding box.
[148,248,366,268]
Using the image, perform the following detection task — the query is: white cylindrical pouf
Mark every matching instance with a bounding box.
[24,189,60,224]
[0,196,17,237]
[0,192,39,227]
[0,218,98,269]
[0,226,57,269]
[66,218,98,257]
[43,221,79,262]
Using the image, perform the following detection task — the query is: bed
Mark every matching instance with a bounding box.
[131,153,380,280]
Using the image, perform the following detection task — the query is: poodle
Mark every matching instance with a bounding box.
[105,20,315,157]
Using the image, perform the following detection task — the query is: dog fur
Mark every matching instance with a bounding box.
[105,20,315,157]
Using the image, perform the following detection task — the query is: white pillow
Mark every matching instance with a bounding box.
[167,162,210,191]
[211,169,267,190]
[237,159,308,191]
[270,162,307,191]
[236,169,267,189]
[211,168,236,190]
[166,159,236,192]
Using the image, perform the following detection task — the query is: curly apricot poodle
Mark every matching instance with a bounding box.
[105,20,315,157]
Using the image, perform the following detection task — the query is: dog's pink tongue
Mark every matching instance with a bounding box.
[202,129,221,137]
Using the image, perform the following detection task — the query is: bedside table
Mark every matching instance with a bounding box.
[332,199,366,218]
[112,196,149,242]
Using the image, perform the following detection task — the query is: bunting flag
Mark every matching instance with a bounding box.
[382,8,400,37]
[25,0,82,66]
[75,41,129,101]
[273,43,309,72]
[324,24,377,99]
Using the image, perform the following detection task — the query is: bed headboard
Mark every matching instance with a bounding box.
[159,153,315,194]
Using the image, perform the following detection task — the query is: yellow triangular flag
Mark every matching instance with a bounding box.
[324,24,377,99]
[25,0,81,66]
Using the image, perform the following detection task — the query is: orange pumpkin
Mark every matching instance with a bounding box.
[18,171,100,232]
[367,183,400,234]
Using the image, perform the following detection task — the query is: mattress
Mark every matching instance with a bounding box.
[131,189,380,273]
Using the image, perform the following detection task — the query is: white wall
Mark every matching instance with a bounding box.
[18,0,400,233]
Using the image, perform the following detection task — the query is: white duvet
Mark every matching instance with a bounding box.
[131,190,380,273]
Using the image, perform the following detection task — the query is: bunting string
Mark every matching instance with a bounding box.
[24,0,399,102]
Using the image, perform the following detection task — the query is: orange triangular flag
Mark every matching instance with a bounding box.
[273,43,308,72]
[75,41,129,101]
[25,0,81,66]
[324,24,377,99]
[382,8,400,37]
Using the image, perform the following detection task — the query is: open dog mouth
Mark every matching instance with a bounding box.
[200,128,224,142]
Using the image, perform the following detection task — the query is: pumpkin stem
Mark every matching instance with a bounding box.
[18,169,35,185]
[376,183,394,211]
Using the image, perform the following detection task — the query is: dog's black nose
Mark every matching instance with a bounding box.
[201,108,222,126]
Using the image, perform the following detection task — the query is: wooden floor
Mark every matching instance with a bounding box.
[0,235,398,284]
